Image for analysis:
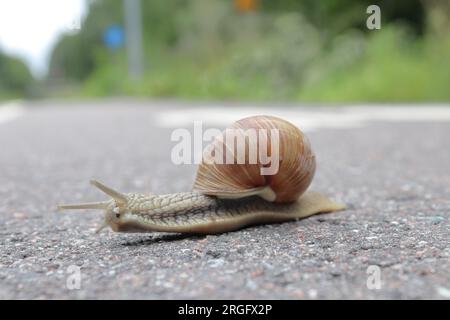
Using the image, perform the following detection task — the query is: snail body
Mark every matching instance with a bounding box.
[58,116,345,234]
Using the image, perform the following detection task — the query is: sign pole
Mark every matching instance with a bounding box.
[123,0,144,80]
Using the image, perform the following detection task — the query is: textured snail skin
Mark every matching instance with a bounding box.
[99,192,344,234]
[58,181,345,235]
[58,116,345,234]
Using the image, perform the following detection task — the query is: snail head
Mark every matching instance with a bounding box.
[57,180,129,233]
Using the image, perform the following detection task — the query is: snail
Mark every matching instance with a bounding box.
[58,115,345,234]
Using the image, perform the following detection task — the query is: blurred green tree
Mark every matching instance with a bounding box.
[48,0,428,81]
[48,34,95,80]
[261,0,425,35]
[46,0,448,102]
[0,51,34,98]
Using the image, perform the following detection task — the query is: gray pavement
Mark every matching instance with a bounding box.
[0,99,449,299]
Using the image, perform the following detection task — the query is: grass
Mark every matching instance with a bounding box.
[298,28,450,102]
[79,25,450,103]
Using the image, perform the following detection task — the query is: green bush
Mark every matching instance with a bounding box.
[0,52,34,99]
[48,0,450,102]
[298,26,450,102]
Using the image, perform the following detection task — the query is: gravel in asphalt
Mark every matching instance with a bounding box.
[0,100,449,299]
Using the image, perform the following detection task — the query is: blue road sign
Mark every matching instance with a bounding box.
[103,25,125,50]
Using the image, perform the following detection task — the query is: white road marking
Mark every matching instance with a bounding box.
[0,100,25,124]
[154,104,450,131]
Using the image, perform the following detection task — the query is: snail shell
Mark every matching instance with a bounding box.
[192,115,316,203]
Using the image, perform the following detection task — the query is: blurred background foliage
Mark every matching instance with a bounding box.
[2,0,450,102]
[0,51,35,100]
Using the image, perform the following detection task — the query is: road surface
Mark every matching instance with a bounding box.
[0,99,449,299]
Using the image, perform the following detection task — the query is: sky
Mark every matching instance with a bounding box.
[0,0,87,78]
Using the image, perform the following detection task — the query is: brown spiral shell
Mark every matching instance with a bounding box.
[192,115,316,203]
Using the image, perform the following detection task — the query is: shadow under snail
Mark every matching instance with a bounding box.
[58,115,345,234]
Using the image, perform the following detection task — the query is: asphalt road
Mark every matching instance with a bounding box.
[0,99,449,299]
